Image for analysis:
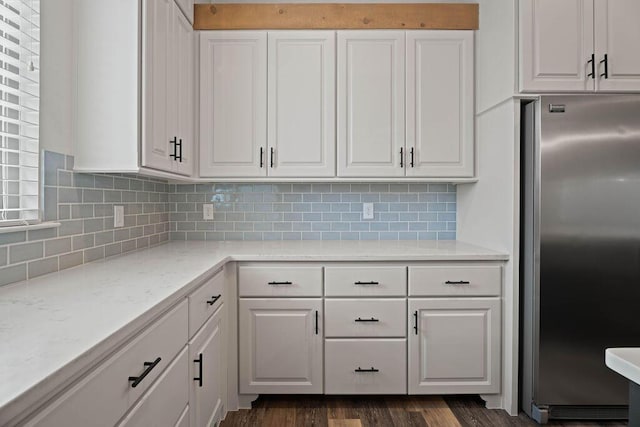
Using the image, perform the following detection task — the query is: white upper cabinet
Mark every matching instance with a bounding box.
[520,0,640,92]
[406,31,474,178]
[268,31,336,177]
[74,0,195,178]
[199,31,268,177]
[337,31,406,177]
[594,0,640,91]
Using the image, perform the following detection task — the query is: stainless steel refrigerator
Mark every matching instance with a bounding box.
[521,95,640,423]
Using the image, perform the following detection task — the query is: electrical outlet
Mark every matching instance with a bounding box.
[363,202,374,220]
[203,204,214,220]
[114,205,124,228]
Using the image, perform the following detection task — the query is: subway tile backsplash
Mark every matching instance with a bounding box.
[0,150,457,287]
[168,183,456,242]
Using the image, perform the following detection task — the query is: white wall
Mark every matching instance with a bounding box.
[40,0,74,155]
[456,0,520,416]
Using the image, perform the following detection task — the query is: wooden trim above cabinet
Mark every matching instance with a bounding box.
[193,3,479,30]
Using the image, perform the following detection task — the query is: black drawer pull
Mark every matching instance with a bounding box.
[355,317,379,322]
[354,281,379,285]
[193,353,203,387]
[445,280,470,285]
[355,367,379,373]
[268,281,293,285]
[206,294,222,305]
[128,357,161,388]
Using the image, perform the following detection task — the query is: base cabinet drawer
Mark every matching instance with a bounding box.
[409,264,501,296]
[26,301,188,427]
[324,265,407,296]
[325,339,407,394]
[189,268,225,338]
[239,264,323,297]
[325,299,406,338]
[117,347,189,427]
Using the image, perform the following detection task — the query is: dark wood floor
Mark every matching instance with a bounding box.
[220,395,628,427]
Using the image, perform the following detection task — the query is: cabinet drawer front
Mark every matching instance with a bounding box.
[409,265,501,296]
[117,347,190,427]
[325,299,406,338]
[325,339,407,394]
[324,265,406,296]
[189,269,225,338]
[239,265,323,297]
[27,301,188,427]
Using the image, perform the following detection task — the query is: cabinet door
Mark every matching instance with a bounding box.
[594,0,640,91]
[173,6,194,176]
[189,305,226,427]
[408,298,501,394]
[200,31,267,177]
[239,298,323,394]
[337,31,405,177]
[142,0,176,172]
[406,31,474,177]
[117,347,189,427]
[268,31,336,177]
[520,0,595,92]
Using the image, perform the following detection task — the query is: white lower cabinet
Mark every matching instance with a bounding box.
[189,304,226,427]
[325,339,407,394]
[408,298,501,394]
[117,347,190,427]
[239,298,323,394]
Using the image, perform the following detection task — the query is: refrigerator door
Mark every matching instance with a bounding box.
[536,95,640,406]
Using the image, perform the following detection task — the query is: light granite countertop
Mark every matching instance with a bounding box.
[0,240,507,424]
[606,348,640,386]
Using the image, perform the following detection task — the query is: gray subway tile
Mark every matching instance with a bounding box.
[28,227,57,241]
[59,251,83,270]
[84,246,105,262]
[58,187,82,203]
[45,237,72,256]
[10,241,44,263]
[43,187,58,221]
[73,234,95,251]
[28,257,59,279]
[0,264,27,286]
[0,247,5,266]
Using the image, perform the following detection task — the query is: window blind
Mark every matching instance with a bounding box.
[0,0,39,225]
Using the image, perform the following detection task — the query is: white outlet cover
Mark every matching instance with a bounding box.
[203,204,214,220]
[114,205,124,228]
[363,202,374,220]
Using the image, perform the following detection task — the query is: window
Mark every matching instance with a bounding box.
[0,0,39,225]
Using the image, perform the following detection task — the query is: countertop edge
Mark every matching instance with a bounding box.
[605,348,640,386]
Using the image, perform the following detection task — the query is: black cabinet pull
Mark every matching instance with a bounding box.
[413,310,418,335]
[268,281,292,285]
[128,357,161,388]
[355,317,379,322]
[270,147,275,168]
[169,137,178,160]
[315,310,319,335]
[193,353,203,387]
[587,54,595,79]
[355,367,379,373]
[177,138,183,162]
[410,147,415,167]
[206,294,221,305]
[354,281,379,285]
[445,280,470,285]
[400,147,404,168]
[260,147,264,168]
[600,54,608,79]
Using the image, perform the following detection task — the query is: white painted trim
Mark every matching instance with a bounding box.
[0,222,61,234]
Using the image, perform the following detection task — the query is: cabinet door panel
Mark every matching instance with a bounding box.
[520,0,594,92]
[595,0,640,91]
[189,305,225,427]
[337,31,405,177]
[268,31,335,177]
[239,298,323,394]
[173,8,194,176]
[406,31,473,177]
[408,298,500,394]
[142,0,175,172]
[200,31,267,177]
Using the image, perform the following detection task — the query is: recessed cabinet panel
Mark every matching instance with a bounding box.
[142,0,176,172]
[200,32,267,177]
[406,31,474,177]
[408,298,501,394]
[520,0,595,92]
[239,298,323,394]
[595,0,640,91]
[268,32,336,177]
[337,31,405,177]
